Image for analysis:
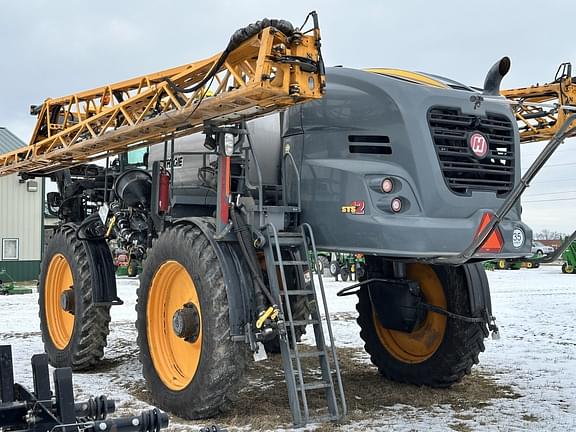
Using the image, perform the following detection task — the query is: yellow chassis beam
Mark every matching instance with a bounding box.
[0,23,324,176]
[502,64,576,143]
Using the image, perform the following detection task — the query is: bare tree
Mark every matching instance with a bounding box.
[535,230,568,240]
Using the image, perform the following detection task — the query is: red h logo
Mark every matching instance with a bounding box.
[469,133,488,158]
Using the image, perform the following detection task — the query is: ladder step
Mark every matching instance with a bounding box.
[279,290,315,296]
[296,382,331,391]
[274,260,308,266]
[290,350,326,358]
[291,319,320,326]
[271,233,305,246]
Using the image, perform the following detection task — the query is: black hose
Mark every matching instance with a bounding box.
[230,207,276,309]
[167,18,294,95]
[420,303,485,323]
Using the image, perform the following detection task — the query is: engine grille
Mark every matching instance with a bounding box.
[428,107,516,196]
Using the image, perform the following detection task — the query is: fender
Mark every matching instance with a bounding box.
[70,223,118,305]
[463,262,492,317]
[174,217,254,337]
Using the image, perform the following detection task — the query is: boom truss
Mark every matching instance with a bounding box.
[502,63,576,143]
[0,16,324,176]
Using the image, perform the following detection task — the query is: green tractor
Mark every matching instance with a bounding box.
[0,269,33,295]
[329,253,366,282]
[561,241,576,273]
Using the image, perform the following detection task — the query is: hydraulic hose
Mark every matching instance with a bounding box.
[167,18,294,95]
[230,207,276,310]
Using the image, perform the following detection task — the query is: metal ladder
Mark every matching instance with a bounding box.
[262,222,347,427]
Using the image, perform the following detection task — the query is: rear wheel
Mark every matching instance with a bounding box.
[39,224,113,369]
[136,223,247,419]
[318,255,330,277]
[357,260,487,387]
[329,261,339,277]
[340,267,350,282]
[562,263,574,274]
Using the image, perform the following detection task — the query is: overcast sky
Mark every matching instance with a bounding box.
[1,0,575,234]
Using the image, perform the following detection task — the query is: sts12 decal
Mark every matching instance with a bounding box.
[341,200,365,215]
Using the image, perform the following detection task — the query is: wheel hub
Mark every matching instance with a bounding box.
[60,288,75,314]
[172,303,200,342]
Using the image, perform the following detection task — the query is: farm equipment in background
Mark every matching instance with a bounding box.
[4,11,576,428]
[561,241,576,273]
[0,344,169,432]
[485,257,540,271]
[0,270,32,295]
[329,253,366,282]
[112,245,141,277]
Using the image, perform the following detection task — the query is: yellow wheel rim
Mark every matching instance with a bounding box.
[147,261,202,391]
[526,262,533,268]
[498,260,506,269]
[45,254,75,350]
[373,263,447,364]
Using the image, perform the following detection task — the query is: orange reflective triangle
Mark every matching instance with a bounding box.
[475,212,503,253]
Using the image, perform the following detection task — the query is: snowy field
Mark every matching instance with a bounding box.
[0,266,575,431]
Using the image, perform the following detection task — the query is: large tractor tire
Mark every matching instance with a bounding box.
[357,261,487,388]
[38,224,113,370]
[136,223,247,419]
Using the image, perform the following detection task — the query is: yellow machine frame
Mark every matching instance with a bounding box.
[0,23,324,176]
[502,63,576,143]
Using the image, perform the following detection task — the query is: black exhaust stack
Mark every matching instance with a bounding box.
[483,56,511,96]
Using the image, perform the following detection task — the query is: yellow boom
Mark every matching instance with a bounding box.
[502,63,576,143]
[0,15,325,176]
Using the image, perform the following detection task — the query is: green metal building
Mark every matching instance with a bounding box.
[0,127,43,281]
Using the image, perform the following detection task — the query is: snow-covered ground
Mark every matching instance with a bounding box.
[1,266,575,431]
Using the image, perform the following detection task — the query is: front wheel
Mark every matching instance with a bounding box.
[39,224,113,370]
[136,223,247,419]
[357,261,487,387]
[562,263,574,274]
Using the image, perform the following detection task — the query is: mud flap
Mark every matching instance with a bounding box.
[464,262,492,317]
[84,237,118,304]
